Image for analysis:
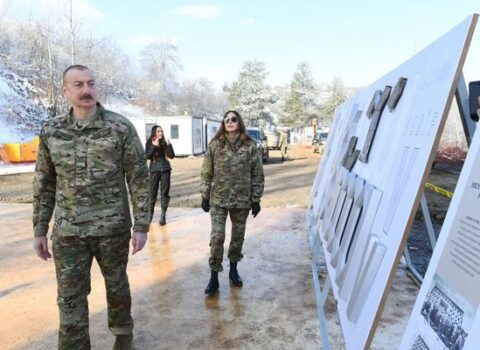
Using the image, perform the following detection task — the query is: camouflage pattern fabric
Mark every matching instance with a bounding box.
[33,103,150,237]
[200,136,264,208]
[52,233,133,350]
[279,131,288,158]
[209,206,250,272]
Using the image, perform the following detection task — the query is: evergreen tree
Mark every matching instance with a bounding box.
[318,77,347,126]
[224,59,276,126]
[280,62,317,127]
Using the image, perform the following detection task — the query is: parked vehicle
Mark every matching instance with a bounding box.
[246,127,269,162]
[312,131,329,153]
[264,131,279,150]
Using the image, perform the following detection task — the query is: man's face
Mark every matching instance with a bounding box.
[62,69,98,109]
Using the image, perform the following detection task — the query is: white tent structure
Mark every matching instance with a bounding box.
[129,115,221,156]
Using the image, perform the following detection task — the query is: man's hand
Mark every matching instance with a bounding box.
[251,202,261,218]
[201,198,210,212]
[33,236,51,261]
[132,232,147,255]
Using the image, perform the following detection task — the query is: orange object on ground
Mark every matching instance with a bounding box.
[2,137,39,163]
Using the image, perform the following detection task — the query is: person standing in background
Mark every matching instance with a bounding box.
[279,130,289,161]
[145,125,175,226]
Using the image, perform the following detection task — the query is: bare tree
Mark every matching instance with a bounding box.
[176,78,228,117]
[58,0,80,65]
[140,41,182,113]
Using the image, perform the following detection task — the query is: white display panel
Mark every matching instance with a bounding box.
[307,15,478,350]
[400,92,480,350]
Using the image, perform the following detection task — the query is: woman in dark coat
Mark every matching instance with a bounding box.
[145,125,175,225]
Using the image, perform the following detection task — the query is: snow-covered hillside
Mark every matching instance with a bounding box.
[0,57,49,143]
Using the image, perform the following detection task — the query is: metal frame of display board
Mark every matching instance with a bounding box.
[307,72,478,350]
[403,73,477,284]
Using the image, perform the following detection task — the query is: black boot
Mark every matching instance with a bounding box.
[229,262,243,287]
[113,334,133,350]
[205,270,219,294]
[159,208,167,226]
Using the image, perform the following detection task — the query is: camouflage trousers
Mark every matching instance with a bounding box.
[209,206,250,272]
[52,233,133,350]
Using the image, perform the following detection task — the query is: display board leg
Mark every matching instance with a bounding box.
[403,246,423,284]
[310,229,332,350]
[420,193,438,248]
[404,193,437,284]
[456,73,476,146]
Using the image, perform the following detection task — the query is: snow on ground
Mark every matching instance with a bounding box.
[0,58,46,143]
[0,161,35,175]
[104,98,156,119]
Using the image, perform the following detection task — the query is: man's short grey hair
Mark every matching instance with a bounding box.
[62,65,91,84]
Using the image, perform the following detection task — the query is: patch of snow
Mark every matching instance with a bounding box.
[0,56,48,143]
[0,79,14,95]
[0,161,35,175]
[0,118,36,143]
[104,99,156,119]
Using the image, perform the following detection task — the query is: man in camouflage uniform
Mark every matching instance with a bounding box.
[32,65,150,350]
[279,130,289,161]
[200,110,264,294]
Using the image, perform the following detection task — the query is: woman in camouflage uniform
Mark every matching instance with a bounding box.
[200,110,265,294]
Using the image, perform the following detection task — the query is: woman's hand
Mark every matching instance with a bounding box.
[166,138,171,145]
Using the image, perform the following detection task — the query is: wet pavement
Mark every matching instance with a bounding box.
[0,204,322,350]
[0,203,420,349]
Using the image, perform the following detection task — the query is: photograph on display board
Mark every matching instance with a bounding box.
[410,335,430,350]
[419,274,473,350]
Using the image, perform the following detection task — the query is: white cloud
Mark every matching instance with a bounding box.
[171,5,223,19]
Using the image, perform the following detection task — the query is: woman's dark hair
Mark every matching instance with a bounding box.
[149,125,162,141]
[149,125,167,160]
[210,110,252,145]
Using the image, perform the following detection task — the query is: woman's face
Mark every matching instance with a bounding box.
[224,112,240,133]
[156,127,164,139]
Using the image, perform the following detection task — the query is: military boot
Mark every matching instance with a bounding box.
[159,197,169,226]
[205,270,219,294]
[113,334,133,350]
[229,262,243,287]
[159,208,167,226]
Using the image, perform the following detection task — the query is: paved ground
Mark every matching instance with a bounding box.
[2,204,323,350]
[0,145,457,349]
[0,203,421,350]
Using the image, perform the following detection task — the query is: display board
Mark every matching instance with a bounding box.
[400,96,480,350]
[307,15,478,350]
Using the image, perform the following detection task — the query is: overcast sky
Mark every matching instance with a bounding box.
[4,0,480,88]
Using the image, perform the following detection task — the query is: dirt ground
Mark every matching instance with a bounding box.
[0,145,458,216]
[0,145,323,208]
[0,143,459,279]
[0,145,462,349]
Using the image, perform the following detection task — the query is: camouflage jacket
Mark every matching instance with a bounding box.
[33,103,150,237]
[200,135,264,208]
